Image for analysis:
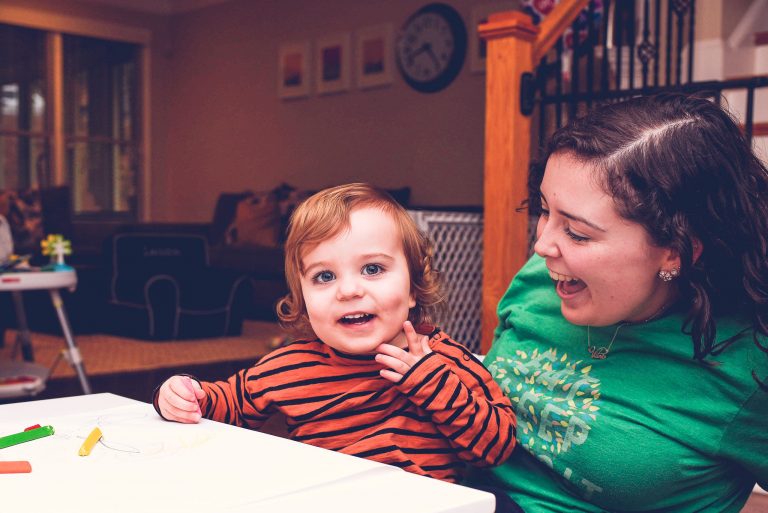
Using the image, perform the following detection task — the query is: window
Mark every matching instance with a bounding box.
[0,24,49,190]
[0,23,141,219]
[64,35,139,217]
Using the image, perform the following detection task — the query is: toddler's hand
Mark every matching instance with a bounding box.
[157,375,205,423]
[375,321,432,383]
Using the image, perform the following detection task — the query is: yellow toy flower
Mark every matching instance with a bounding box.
[41,234,72,266]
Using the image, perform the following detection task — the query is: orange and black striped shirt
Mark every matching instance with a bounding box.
[187,329,516,482]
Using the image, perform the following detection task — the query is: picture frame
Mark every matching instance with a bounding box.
[354,24,394,90]
[315,32,351,95]
[278,41,311,99]
[470,2,519,73]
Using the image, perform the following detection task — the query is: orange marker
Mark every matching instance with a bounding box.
[0,461,32,473]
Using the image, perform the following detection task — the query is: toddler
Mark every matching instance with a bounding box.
[154,183,516,484]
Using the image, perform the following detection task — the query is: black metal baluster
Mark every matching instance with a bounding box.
[746,86,755,146]
[615,1,624,90]
[654,0,661,86]
[628,0,637,90]
[687,0,695,82]
[639,0,652,89]
[665,0,672,85]
[587,0,596,108]
[674,0,686,85]
[570,15,580,120]
[556,38,564,128]
[601,0,612,92]
[538,56,548,149]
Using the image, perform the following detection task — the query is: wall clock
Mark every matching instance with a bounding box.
[395,3,467,93]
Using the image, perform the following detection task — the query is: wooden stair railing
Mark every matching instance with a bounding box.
[478,1,589,353]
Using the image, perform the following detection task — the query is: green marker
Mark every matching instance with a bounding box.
[0,425,55,450]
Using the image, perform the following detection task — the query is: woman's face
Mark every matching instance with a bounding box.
[534,152,679,326]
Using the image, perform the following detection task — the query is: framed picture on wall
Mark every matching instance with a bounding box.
[315,33,351,95]
[278,41,311,99]
[470,2,518,73]
[355,24,394,90]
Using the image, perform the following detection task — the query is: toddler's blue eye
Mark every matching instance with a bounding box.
[362,264,383,276]
[313,270,335,283]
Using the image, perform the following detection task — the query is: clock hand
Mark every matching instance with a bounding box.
[406,42,429,66]
[424,43,440,69]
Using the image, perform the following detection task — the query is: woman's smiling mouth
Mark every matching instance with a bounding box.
[548,269,588,296]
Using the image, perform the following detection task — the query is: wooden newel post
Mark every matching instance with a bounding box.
[479,12,538,353]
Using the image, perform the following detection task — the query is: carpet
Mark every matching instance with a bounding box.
[0,321,290,404]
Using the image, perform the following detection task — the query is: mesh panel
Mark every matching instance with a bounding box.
[409,210,483,353]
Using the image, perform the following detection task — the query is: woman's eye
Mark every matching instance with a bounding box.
[565,227,590,242]
[312,270,335,283]
[540,208,550,218]
[362,264,383,276]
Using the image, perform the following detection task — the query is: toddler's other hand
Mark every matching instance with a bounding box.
[375,321,432,383]
[158,375,205,423]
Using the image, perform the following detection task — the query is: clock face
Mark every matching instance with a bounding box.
[396,3,467,93]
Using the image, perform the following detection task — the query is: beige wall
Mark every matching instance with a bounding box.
[2,0,732,222]
[159,0,512,221]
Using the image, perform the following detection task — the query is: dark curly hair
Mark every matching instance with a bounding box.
[276,183,445,338]
[528,93,768,388]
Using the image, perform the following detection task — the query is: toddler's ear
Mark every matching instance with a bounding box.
[408,291,416,309]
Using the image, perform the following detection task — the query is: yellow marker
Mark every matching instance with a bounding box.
[78,427,102,456]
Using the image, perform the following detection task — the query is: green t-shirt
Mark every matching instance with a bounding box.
[473,255,767,512]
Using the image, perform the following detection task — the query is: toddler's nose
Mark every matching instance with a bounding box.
[336,274,363,300]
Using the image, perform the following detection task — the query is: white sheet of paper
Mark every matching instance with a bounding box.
[0,402,391,512]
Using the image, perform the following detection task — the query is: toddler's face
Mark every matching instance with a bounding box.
[299,206,415,354]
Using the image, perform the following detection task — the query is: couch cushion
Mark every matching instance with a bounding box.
[210,183,411,249]
[210,244,285,278]
[0,188,44,254]
[225,191,281,248]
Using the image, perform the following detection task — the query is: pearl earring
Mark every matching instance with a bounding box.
[658,267,680,282]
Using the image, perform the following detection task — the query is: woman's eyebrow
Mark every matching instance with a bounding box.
[540,192,607,232]
[559,209,607,232]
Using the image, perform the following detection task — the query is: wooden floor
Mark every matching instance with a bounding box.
[0,320,288,402]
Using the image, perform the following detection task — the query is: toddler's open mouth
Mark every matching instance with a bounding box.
[339,313,375,325]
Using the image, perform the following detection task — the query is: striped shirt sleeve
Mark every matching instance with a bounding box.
[395,332,517,467]
[196,344,314,429]
[199,365,273,429]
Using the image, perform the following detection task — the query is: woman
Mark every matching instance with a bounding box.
[472,93,768,512]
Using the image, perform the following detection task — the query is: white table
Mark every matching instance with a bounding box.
[0,394,495,513]
[0,269,91,395]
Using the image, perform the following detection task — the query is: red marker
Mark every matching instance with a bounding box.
[24,424,41,431]
[0,461,32,474]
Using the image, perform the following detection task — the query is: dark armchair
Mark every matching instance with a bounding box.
[105,233,252,340]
